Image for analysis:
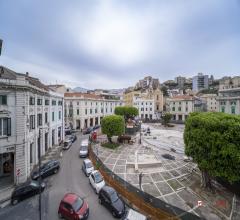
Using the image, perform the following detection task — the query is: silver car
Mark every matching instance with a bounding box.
[79,139,89,157]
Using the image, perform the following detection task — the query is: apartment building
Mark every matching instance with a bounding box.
[167,96,195,121]
[0,66,64,185]
[200,94,218,112]
[64,93,123,130]
[133,96,155,120]
[217,76,240,115]
[192,73,209,92]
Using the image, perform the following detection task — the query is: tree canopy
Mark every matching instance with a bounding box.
[162,112,172,126]
[101,115,125,142]
[184,112,240,184]
[114,106,138,120]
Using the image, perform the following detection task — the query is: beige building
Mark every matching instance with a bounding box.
[200,94,218,112]
[167,95,195,121]
[217,76,240,115]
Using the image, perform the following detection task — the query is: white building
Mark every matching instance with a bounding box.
[200,94,218,112]
[0,66,64,185]
[167,95,195,121]
[192,73,209,92]
[216,77,240,115]
[133,96,155,120]
[64,92,123,130]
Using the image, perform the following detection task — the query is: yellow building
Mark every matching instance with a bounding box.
[123,90,141,106]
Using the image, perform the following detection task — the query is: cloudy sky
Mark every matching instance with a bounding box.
[0,0,240,89]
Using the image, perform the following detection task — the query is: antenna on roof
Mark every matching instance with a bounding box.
[0,39,2,56]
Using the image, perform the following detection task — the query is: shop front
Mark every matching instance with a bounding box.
[0,145,15,186]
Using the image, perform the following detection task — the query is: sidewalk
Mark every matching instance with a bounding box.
[0,144,62,208]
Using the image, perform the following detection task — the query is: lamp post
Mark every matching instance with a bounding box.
[139,120,142,144]
[38,127,42,220]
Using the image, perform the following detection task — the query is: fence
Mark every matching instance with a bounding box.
[89,145,202,220]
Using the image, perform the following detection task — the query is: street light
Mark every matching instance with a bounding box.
[139,120,142,144]
[38,127,43,220]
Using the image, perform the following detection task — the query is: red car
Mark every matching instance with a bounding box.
[58,193,89,220]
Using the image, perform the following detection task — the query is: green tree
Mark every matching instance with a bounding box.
[184,112,240,189]
[161,113,172,126]
[101,115,125,143]
[161,86,169,97]
[114,106,138,120]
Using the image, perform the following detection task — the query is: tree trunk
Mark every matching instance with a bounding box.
[107,136,112,143]
[201,170,212,190]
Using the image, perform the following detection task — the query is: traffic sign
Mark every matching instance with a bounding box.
[16,168,21,176]
[197,200,203,207]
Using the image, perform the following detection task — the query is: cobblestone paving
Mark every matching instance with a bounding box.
[93,124,240,220]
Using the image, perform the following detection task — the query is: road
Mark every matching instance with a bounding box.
[0,133,114,220]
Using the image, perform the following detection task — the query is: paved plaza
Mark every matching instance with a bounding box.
[93,124,240,220]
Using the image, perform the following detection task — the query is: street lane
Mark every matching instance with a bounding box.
[0,133,114,220]
[47,132,114,220]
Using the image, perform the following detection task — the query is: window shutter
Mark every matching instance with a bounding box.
[7,118,11,136]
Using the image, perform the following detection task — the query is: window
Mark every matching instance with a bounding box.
[145,108,148,111]
[45,112,48,124]
[90,109,92,114]
[37,99,42,105]
[179,102,181,105]
[37,114,42,126]
[59,111,61,119]
[91,102,92,106]
[172,107,175,111]
[150,108,152,111]
[85,109,87,115]
[0,118,11,136]
[52,100,56,106]
[95,109,97,113]
[77,102,79,105]
[29,97,35,105]
[231,106,235,114]
[45,99,49,105]
[146,102,148,105]
[186,107,188,112]
[30,143,33,164]
[101,108,103,113]
[30,115,35,130]
[157,105,159,110]
[106,108,107,113]
[173,102,175,105]
[221,106,225,113]
[77,109,79,115]
[0,95,7,105]
[157,95,159,100]
[85,102,87,106]
[52,112,55,121]
[150,102,152,105]
[178,107,181,111]
[58,100,63,106]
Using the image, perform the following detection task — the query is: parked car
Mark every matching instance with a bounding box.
[66,134,77,143]
[58,193,89,220]
[89,170,105,193]
[63,139,72,150]
[93,125,100,131]
[99,186,125,218]
[82,159,94,177]
[65,128,72,135]
[121,208,147,220]
[79,140,89,158]
[83,127,93,135]
[31,160,60,180]
[11,180,46,205]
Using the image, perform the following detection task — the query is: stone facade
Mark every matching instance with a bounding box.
[0,66,64,184]
[64,93,123,130]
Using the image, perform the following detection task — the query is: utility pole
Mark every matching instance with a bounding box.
[38,128,42,220]
[0,39,2,56]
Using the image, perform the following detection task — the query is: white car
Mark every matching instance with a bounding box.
[79,139,89,157]
[122,208,147,220]
[89,170,105,194]
[82,159,94,176]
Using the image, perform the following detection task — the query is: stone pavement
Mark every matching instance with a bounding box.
[93,124,240,220]
[0,144,62,208]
